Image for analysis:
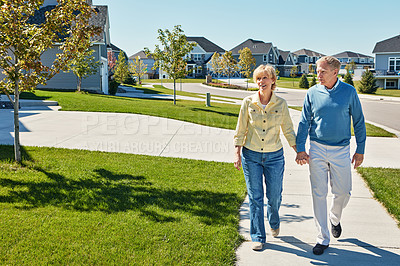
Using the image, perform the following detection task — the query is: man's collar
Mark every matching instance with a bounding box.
[326,78,340,91]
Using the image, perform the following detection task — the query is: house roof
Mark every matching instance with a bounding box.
[186,37,225,53]
[129,50,153,60]
[278,50,290,61]
[292,48,325,57]
[28,4,108,43]
[373,35,400,53]
[108,43,128,59]
[90,5,108,43]
[331,51,373,58]
[230,39,273,55]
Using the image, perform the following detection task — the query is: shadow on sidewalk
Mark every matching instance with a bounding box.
[262,236,400,266]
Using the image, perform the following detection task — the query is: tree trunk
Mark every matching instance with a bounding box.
[13,80,21,162]
[77,76,82,92]
[173,79,176,105]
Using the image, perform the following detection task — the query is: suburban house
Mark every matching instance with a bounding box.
[292,49,325,74]
[185,37,226,78]
[230,39,280,70]
[33,0,110,93]
[331,51,374,71]
[372,34,400,89]
[277,50,296,77]
[128,50,157,79]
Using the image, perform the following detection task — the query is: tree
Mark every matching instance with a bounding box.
[0,0,100,162]
[113,51,130,84]
[67,49,100,92]
[299,73,309,89]
[310,75,317,87]
[345,61,356,74]
[144,25,196,105]
[210,52,222,82]
[107,50,117,73]
[290,66,298,86]
[238,47,256,89]
[343,71,354,86]
[129,56,148,85]
[275,68,280,78]
[221,51,238,85]
[309,64,315,75]
[358,69,378,94]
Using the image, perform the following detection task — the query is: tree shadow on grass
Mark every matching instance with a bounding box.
[189,107,238,117]
[0,167,241,225]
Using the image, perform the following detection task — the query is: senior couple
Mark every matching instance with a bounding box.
[234,56,366,255]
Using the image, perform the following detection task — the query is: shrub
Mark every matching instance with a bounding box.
[108,80,120,95]
[343,72,354,86]
[358,70,378,94]
[310,75,317,87]
[299,74,309,89]
[124,75,137,86]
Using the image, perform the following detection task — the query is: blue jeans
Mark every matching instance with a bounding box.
[242,147,285,243]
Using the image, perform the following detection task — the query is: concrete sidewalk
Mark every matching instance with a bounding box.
[1,106,399,265]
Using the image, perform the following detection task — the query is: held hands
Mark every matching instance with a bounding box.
[296,151,309,165]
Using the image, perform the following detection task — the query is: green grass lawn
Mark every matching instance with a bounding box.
[21,90,241,130]
[0,145,246,264]
[357,167,400,227]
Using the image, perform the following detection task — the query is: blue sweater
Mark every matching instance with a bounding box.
[296,80,366,154]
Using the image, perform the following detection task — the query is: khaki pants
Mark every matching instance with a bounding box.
[309,141,352,245]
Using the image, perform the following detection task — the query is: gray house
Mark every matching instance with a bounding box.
[129,50,157,79]
[372,34,400,89]
[331,51,374,70]
[0,0,111,94]
[277,50,296,77]
[230,39,279,68]
[292,49,325,74]
[186,37,225,78]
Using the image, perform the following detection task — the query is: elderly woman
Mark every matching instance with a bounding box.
[234,65,297,251]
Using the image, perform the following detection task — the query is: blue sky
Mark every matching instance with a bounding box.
[94,0,399,58]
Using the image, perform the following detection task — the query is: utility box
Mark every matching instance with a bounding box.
[206,75,212,84]
[206,93,211,107]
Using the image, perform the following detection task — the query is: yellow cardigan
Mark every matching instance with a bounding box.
[234,91,296,153]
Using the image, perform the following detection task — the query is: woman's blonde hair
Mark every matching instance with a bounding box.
[253,64,277,90]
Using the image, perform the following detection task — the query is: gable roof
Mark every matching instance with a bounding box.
[186,37,225,53]
[331,51,373,58]
[28,4,108,43]
[373,35,400,53]
[278,50,290,61]
[230,39,273,55]
[129,50,153,60]
[293,48,325,57]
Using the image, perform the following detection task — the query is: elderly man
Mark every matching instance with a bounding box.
[296,56,366,255]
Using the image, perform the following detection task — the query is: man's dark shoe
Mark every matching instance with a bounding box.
[331,222,342,238]
[313,243,329,255]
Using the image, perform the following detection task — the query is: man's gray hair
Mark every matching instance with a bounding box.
[316,56,341,70]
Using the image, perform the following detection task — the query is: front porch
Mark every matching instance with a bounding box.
[374,69,400,89]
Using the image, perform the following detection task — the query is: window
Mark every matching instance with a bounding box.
[386,80,397,88]
[263,55,267,62]
[388,57,400,71]
[269,53,273,62]
[193,54,202,61]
